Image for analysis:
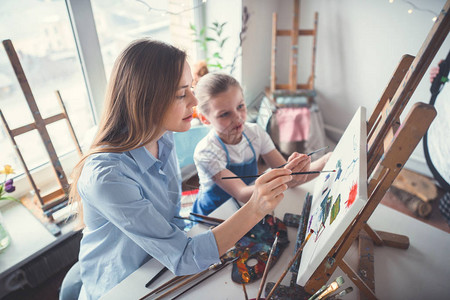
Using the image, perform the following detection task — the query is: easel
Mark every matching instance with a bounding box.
[0,39,83,235]
[266,0,318,106]
[302,2,449,299]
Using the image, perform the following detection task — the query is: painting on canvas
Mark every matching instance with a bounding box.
[297,106,368,286]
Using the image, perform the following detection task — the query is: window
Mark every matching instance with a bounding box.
[0,0,95,198]
[91,0,199,79]
[0,0,202,201]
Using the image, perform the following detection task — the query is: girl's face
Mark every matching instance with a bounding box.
[162,61,198,133]
[203,85,246,144]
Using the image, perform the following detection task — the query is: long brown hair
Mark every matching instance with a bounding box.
[69,39,186,222]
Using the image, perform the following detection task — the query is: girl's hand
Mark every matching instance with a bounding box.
[285,152,311,187]
[430,60,443,83]
[248,168,292,218]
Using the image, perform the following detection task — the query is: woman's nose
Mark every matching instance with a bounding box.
[189,91,198,107]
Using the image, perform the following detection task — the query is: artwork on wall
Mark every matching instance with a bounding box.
[297,106,368,286]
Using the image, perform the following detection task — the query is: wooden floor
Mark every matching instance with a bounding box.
[6,172,448,300]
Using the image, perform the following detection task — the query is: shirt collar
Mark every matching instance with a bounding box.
[129,132,174,173]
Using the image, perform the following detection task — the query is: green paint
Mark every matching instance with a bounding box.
[330,194,341,225]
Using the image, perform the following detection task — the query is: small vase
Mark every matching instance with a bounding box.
[0,212,11,252]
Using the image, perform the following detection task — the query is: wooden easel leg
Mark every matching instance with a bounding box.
[339,259,377,300]
[364,223,409,249]
[358,231,375,300]
[363,223,383,246]
[357,224,409,299]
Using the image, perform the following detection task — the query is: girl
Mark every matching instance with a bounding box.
[67,39,293,299]
[192,72,331,216]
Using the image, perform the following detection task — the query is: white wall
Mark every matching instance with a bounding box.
[204,0,243,80]
[241,0,449,177]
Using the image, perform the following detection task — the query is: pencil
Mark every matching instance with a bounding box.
[266,229,314,300]
[221,170,336,180]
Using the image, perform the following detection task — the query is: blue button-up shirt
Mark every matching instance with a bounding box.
[77,132,220,299]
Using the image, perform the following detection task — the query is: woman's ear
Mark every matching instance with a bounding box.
[199,113,210,125]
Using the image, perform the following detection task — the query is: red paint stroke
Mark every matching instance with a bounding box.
[345,182,358,208]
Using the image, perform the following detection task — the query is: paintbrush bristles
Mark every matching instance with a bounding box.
[316,276,344,300]
[326,286,353,300]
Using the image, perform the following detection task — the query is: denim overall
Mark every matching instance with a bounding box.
[192,132,258,215]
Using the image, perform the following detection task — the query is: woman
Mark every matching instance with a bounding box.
[67,38,293,299]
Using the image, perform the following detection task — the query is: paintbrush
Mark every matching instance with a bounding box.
[307,284,327,300]
[265,229,314,300]
[155,258,237,299]
[189,212,225,224]
[222,170,336,180]
[325,286,353,300]
[138,274,190,300]
[171,257,239,299]
[256,232,280,300]
[316,276,345,300]
[275,146,329,169]
[144,266,168,288]
[242,283,249,300]
[173,216,218,227]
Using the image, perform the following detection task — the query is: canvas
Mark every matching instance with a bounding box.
[297,106,368,286]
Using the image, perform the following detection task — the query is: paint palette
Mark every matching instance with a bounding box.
[230,215,289,284]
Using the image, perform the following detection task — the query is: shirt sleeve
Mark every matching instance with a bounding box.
[80,161,220,275]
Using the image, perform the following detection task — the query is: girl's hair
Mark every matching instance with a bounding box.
[195,72,242,115]
[69,38,186,223]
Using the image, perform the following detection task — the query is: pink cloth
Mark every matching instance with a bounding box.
[275,107,311,142]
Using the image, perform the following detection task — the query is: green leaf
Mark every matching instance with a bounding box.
[189,23,196,31]
[220,37,229,48]
[205,37,216,42]
[212,52,222,59]
[208,63,223,69]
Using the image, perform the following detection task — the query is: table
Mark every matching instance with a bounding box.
[103,180,450,299]
[0,201,80,298]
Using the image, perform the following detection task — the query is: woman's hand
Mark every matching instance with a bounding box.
[284,152,311,187]
[212,168,292,255]
[247,168,292,218]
